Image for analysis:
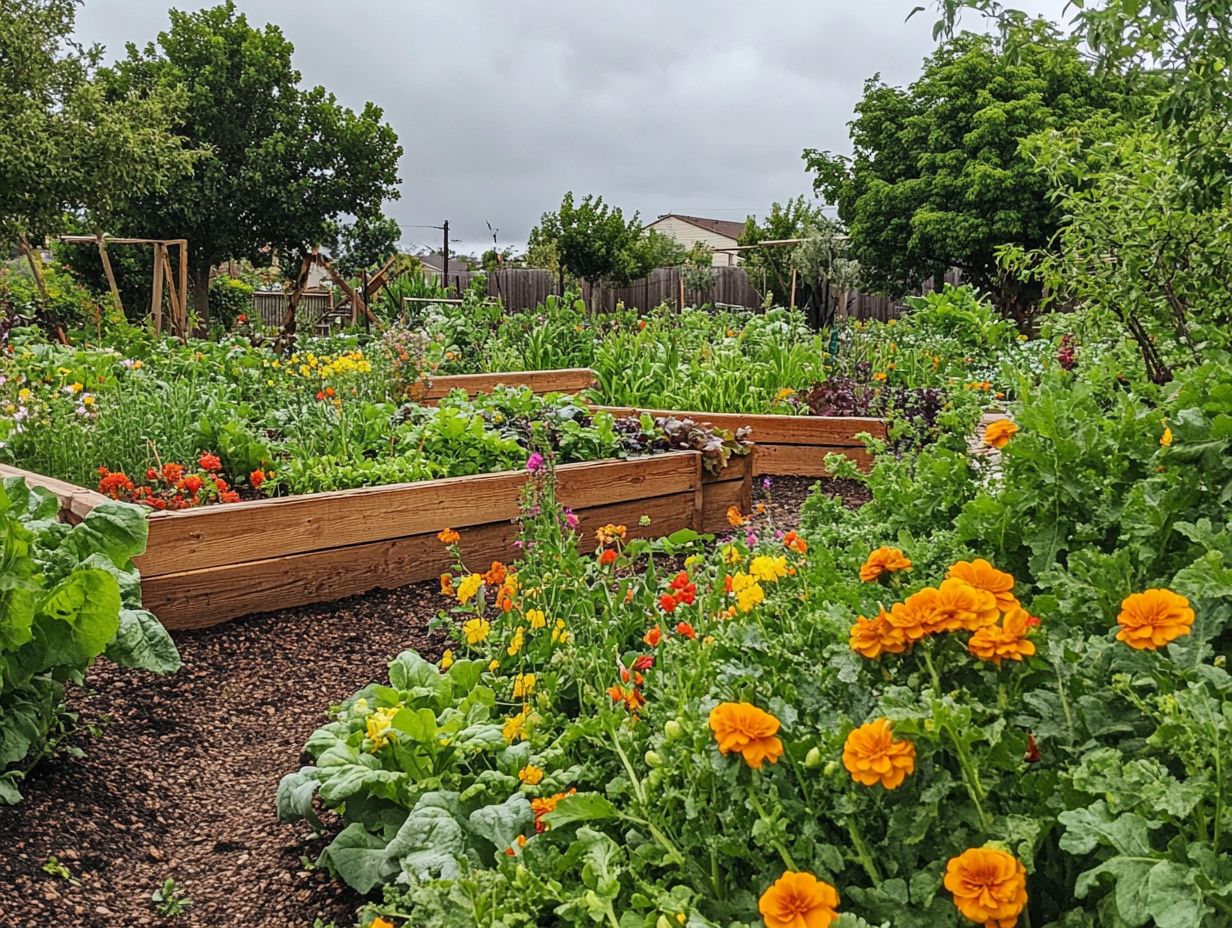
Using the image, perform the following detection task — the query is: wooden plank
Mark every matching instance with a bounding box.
[0,464,109,523]
[700,477,749,533]
[594,406,886,447]
[423,368,597,401]
[150,243,165,334]
[143,490,697,629]
[752,443,875,477]
[136,452,701,577]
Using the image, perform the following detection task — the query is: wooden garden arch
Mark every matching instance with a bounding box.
[57,233,190,337]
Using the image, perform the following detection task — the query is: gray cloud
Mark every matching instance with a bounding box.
[73,0,1069,255]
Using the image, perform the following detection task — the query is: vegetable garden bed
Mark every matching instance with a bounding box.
[421,369,887,477]
[7,451,751,630]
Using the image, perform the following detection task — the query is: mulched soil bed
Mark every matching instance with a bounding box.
[0,474,865,928]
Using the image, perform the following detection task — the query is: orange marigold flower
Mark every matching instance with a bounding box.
[932,577,999,632]
[887,589,941,642]
[370,918,397,928]
[859,546,913,582]
[969,607,1038,666]
[849,611,908,659]
[249,469,266,489]
[531,788,577,832]
[198,452,222,472]
[643,626,662,647]
[659,593,679,613]
[947,558,1018,611]
[783,531,808,555]
[727,505,749,528]
[944,847,1028,928]
[758,871,840,928]
[842,718,916,789]
[598,548,618,566]
[1115,588,1195,650]
[437,527,460,544]
[484,561,508,586]
[161,462,184,483]
[983,419,1018,449]
[708,702,784,769]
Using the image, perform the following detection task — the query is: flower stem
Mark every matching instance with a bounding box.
[846,817,883,884]
[748,791,797,871]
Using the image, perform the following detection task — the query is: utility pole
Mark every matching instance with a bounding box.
[442,219,449,295]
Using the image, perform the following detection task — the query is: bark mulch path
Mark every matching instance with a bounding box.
[0,586,449,928]
[0,475,861,928]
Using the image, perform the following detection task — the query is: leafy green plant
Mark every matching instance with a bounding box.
[151,877,192,916]
[0,479,181,803]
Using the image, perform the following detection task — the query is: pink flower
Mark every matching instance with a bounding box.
[526,452,544,472]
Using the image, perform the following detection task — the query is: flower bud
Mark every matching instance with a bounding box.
[804,746,822,768]
[644,750,662,768]
[657,917,673,928]
[823,760,839,777]
[664,719,684,741]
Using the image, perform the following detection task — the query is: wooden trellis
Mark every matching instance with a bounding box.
[57,234,190,337]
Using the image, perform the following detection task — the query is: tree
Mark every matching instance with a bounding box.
[791,220,862,326]
[0,0,193,270]
[529,193,648,298]
[334,213,401,278]
[98,2,401,321]
[805,21,1126,317]
[738,196,825,304]
[925,2,1232,208]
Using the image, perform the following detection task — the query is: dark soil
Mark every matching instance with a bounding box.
[0,474,866,928]
[752,474,870,531]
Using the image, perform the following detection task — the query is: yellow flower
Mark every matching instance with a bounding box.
[439,649,454,670]
[17,388,31,401]
[131,360,143,370]
[983,419,1018,449]
[730,572,765,612]
[81,395,95,407]
[456,573,484,604]
[366,706,400,750]
[503,706,531,742]
[721,544,743,565]
[551,618,570,644]
[526,609,547,630]
[1160,426,1173,447]
[513,673,536,698]
[489,658,500,671]
[507,626,526,656]
[68,382,83,394]
[749,555,788,584]
[463,618,491,644]
[518,764,544,785]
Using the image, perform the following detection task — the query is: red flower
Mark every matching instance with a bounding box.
[97,471,135,498]
[659,594,678,613]
[145,468,158,481]
[632,654,655,672]
[162,462,184,483]
[220,490,240,504]
[598,548,618,566]
[675,621,696,639]
[724,575,734,593]
[249,469,266,489]
[213,477,229,492]
[179,475,204,495]
[315,391,325,401]
[1025,732,1041,764]
[643,627,662,647]
[198,452,222,472]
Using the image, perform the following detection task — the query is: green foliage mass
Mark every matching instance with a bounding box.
[806,20,1131,315]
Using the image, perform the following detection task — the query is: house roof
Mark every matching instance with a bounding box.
[649,213,747,242]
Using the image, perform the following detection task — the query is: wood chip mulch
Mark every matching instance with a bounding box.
[0,474,865,928]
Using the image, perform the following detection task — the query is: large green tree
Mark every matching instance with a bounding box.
[805,21,1125,316]
[738,196,826,306]
[98,1,401,320]
[0,0,192,249]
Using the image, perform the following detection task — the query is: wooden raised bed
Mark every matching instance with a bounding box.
[411,368,885,478]
[421,368,596,402]
[5,451,750,630]
[594,406,885,477]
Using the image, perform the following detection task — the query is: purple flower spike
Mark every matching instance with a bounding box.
[526,452,545,472]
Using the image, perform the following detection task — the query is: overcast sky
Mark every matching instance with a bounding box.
[73,0,1070,256]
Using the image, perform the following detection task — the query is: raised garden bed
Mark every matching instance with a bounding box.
[4,451,750,630]
[421,369,887,477]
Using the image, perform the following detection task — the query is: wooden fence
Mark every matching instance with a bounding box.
[252,289,333,328]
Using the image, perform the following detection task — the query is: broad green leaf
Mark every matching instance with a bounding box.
[542,792,619,830]
[322,822,394,894]
[104,609,181,673]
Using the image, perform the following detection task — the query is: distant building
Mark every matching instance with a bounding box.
[417,252,477,278]
[644,214,746,267]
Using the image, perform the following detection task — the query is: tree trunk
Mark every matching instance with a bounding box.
[191,264,211,330]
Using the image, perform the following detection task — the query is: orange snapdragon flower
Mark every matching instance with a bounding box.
[842,718,916,789]
[783,531,808,555]
[758,871,840,928]
[1115,588,1194,650]
[947,559,1018,611]
[849,611,908,659]
[708,702,783,769]
[968,607,1038,666]
[859,546,912,582]
[944,847,1028,928]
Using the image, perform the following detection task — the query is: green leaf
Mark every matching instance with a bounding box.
[322,822,393,895]
[542,792,619,830]
[384,792,469,885]
[391,707,437,743]
[104,609,181,673]
[30,568,121,670]
[468,792,531,855]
